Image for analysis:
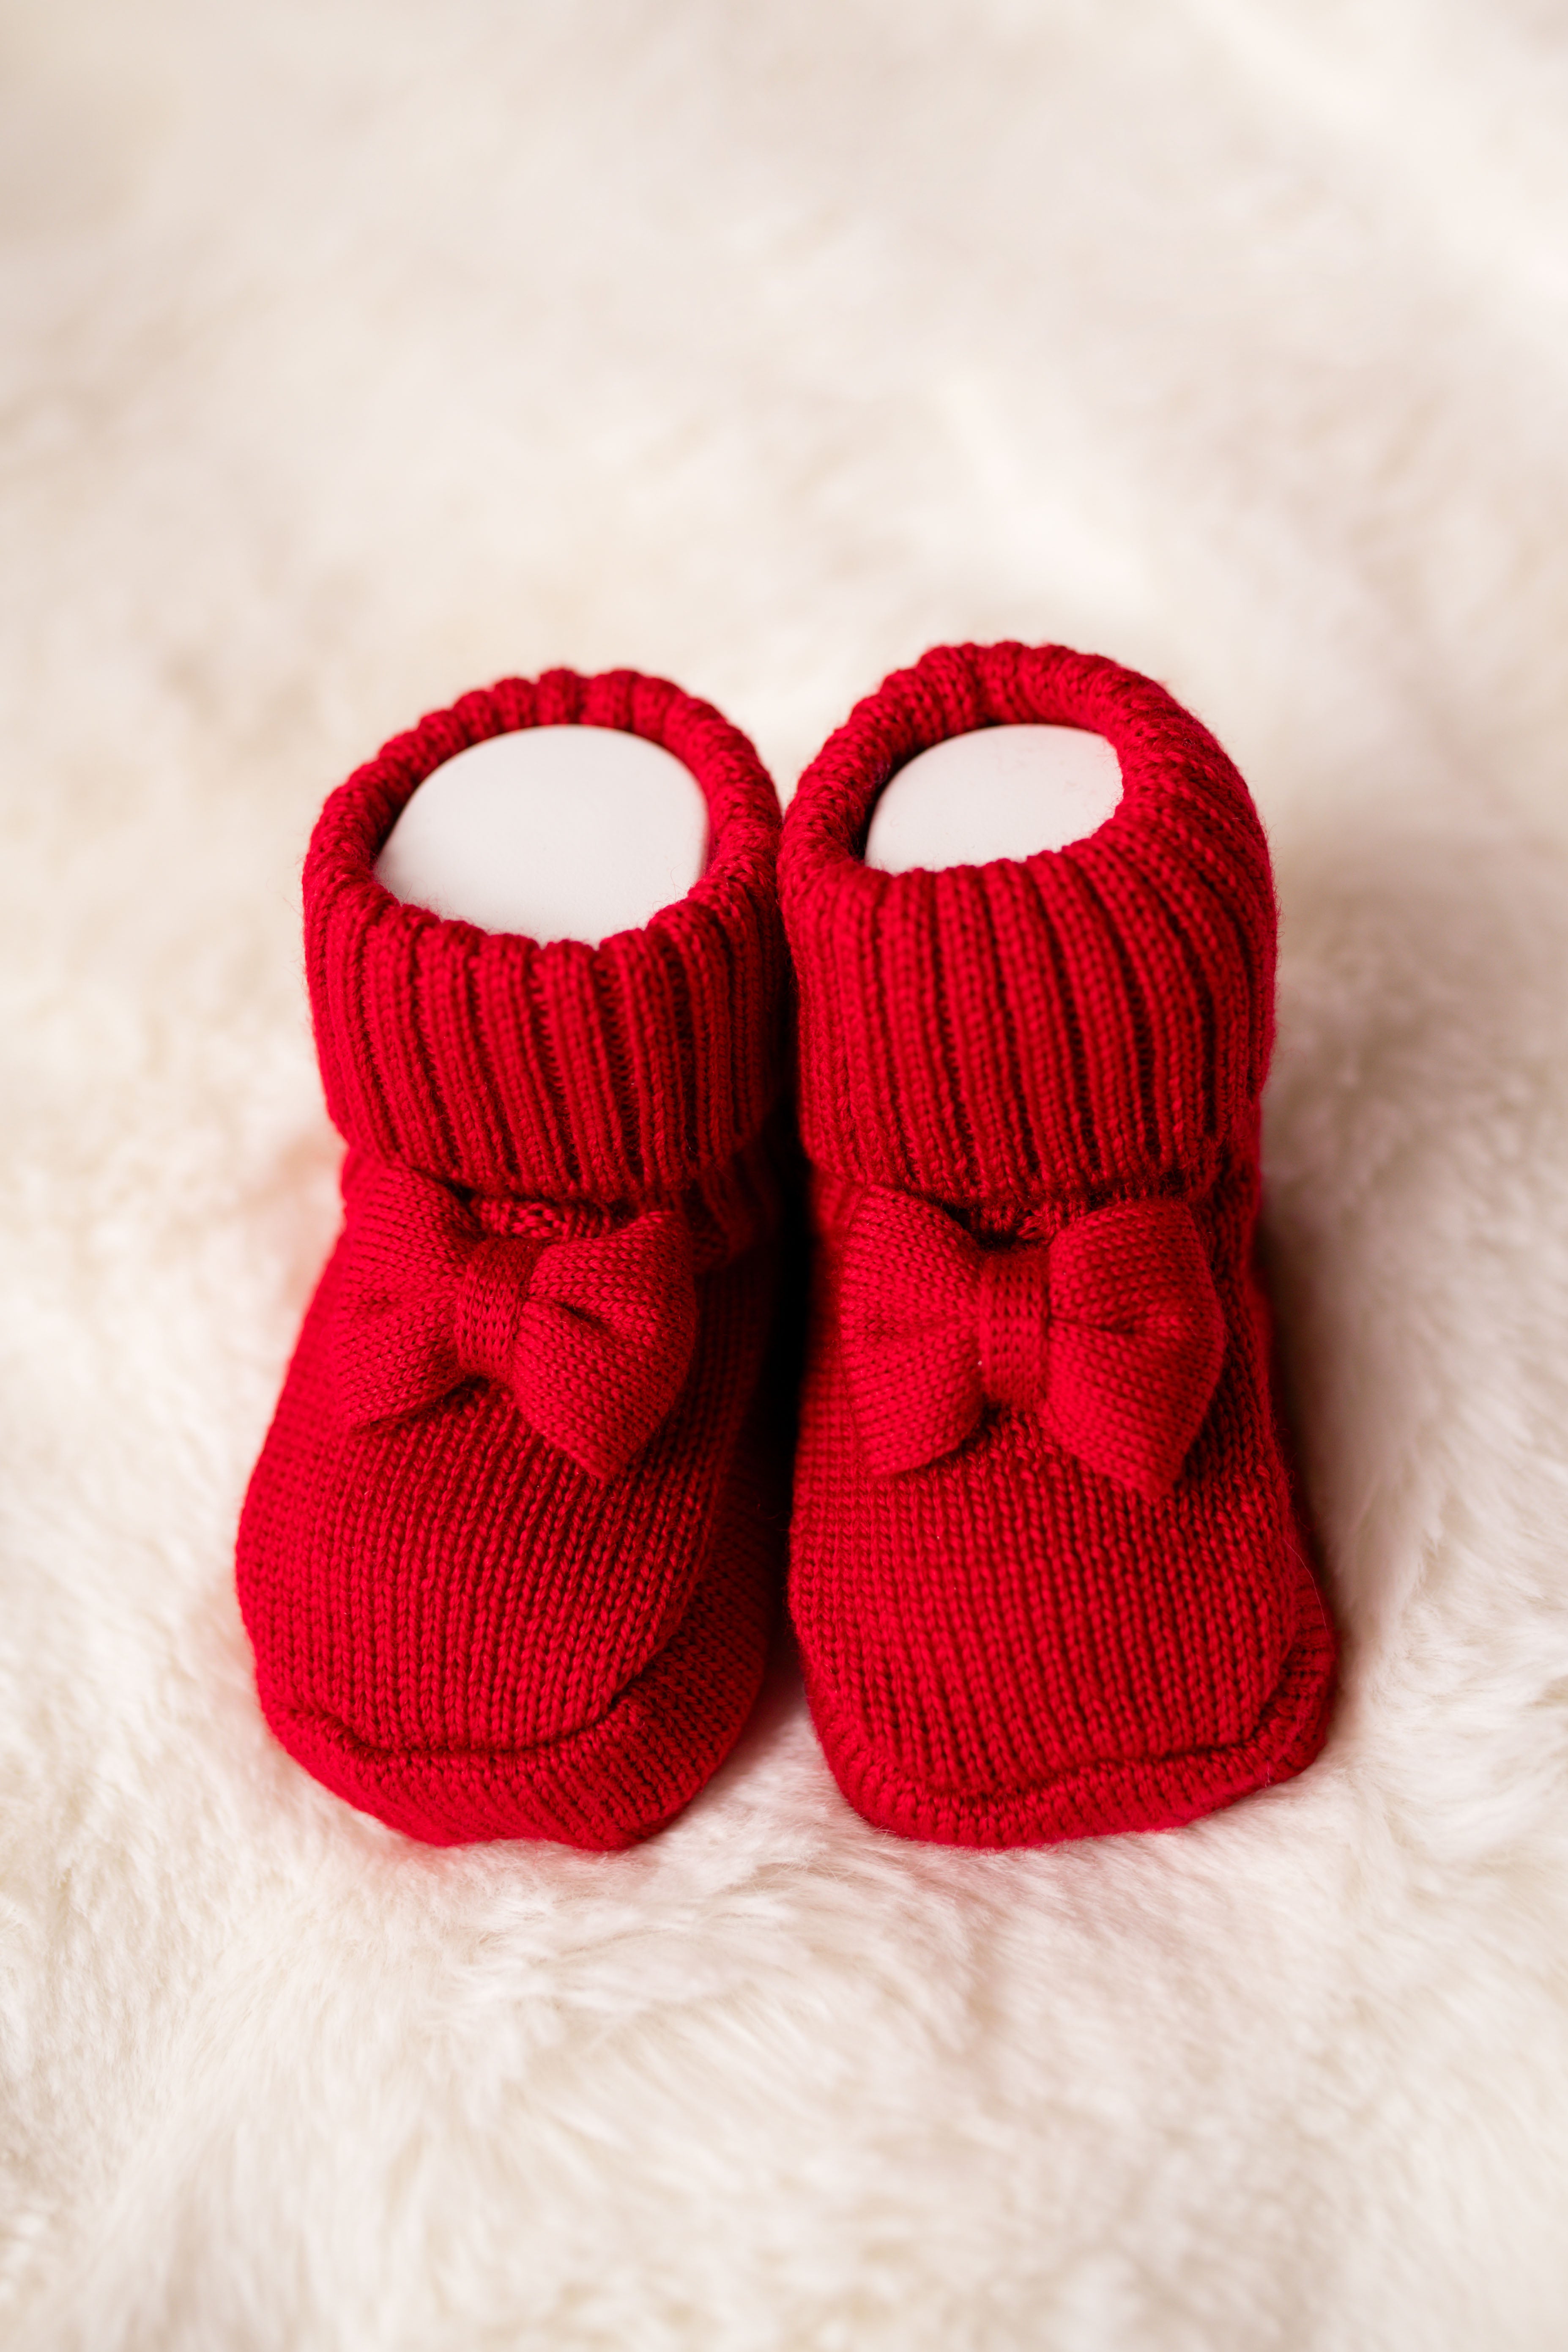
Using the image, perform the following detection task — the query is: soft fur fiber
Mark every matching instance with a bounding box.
[3,4,1568,2346]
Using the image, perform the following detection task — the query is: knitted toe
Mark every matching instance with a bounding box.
[257,1390,783,1848]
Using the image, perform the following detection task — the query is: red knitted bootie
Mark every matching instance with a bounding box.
[779,642,1336,1847]
[237,669,789,1849]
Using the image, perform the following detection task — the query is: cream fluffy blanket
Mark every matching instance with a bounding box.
[4,4,1567,2345]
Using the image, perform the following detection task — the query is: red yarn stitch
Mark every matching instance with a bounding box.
[779,642,1337,1847]
[237,669,789,1848]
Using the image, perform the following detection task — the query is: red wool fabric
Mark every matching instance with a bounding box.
[779,641,1337,1848]
[237,668,789,1849]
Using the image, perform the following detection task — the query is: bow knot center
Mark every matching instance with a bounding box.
[838,1184,1228,1496]
[451,1234,545,1389]
[977,1243,1053,1410]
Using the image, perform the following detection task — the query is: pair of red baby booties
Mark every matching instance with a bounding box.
[236,639,1337,1851]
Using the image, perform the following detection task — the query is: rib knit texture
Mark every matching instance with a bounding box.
[779,641,1337,1847]
[237,668,789,1848]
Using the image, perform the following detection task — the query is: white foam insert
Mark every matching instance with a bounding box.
[864,723,1123,872]
[374,725,710,944]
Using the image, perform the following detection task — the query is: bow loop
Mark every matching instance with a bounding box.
[331,1165,697,1481]
[837,1192,985,1479]
[839,1190,1226,1499]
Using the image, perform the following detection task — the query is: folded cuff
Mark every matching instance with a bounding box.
[779,641,1277,1213]
[304,668,786,1205]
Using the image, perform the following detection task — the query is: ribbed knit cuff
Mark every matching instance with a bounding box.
[304,668,785,1207]
[779,642,1277,1214]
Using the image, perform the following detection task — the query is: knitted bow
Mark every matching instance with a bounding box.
[839,1190,1226,1498]
[331,1164,698,1481]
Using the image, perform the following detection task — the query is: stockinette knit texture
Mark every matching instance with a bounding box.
[238,668,789,1849]
[779,641,1337,1848]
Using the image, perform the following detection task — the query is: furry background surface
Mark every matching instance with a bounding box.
[3,3,1568,2345]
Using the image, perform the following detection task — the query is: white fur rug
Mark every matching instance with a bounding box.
[4,4,1568,2345]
